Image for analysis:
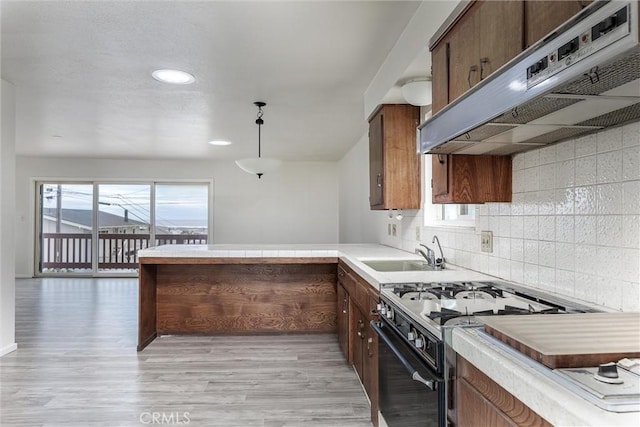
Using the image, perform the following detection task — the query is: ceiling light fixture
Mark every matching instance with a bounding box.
[401,77,432,106]
[235,102,282,179]
[208,140,232,146]
[151,69,195,85]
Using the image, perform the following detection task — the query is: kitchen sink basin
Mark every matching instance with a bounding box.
[361,259,438,272]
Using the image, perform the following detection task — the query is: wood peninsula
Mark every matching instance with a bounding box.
[137,244,351,351]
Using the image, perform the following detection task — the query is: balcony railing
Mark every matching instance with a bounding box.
[41,233,208,271]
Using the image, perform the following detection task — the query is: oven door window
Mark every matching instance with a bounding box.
[376,321,444,427]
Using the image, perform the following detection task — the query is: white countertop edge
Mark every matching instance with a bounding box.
[451,327,640,426]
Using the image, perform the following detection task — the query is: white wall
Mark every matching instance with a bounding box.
[338,133,387,243]
[340,123,640,312]
[1,79,17,356]
[15,157,339,277]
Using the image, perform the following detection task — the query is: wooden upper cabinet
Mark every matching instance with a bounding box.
[430,0,525,108]
[477,0,524,79]
[524,1,590,48]
[368,104,421,210]
[431,1,591,111]
[432,154,512,204]
[430,41,449,114]
[447,7,480,105]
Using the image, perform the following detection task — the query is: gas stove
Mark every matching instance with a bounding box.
[379,280,593,338]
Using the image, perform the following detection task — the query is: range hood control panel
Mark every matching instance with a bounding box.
[527,4,630,89]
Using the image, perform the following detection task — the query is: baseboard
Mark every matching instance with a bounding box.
[0,343,17,357]
[15,274,31,279]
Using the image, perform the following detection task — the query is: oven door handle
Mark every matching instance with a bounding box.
[370,321,437,391]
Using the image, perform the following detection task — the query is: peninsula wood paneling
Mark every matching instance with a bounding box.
[137,263,157,351]
[155,263,338,335]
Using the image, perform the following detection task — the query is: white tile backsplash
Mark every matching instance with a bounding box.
[575,155,596,186]
[622,121,640,147]
[622,145,640,181]
[597,150,622,184]
[597,183,622,215]
[623,180,640,214]
[556,160,575,188]
[597,125,622,153]
[575,133,597,157]
[556,140,575,161]
[395,125,640,312]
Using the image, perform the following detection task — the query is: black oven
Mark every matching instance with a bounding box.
[371,303,445,427]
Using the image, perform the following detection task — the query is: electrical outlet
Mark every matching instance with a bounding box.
[392,224,397,237]
[415,226,421,241]
[481,231,493,253]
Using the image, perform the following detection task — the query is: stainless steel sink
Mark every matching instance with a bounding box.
[361,259,436,272]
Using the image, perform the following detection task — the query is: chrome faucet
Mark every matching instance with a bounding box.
[432,235,445,269]
[415,244,437,268]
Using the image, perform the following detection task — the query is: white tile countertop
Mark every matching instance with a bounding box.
[138,243,495,289]
[452,327,640,426]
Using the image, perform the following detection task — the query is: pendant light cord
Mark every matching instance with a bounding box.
[256,105,264,158]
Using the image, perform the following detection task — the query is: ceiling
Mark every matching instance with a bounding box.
[1,1,426,162]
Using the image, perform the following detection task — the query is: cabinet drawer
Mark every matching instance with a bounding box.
[337,265,357,295]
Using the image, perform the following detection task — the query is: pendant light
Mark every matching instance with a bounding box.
[235,101,282,179]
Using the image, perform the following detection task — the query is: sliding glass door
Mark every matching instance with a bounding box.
[97,184,151,273]
[37,181,210,276]
[39,183,94,274]
[155,184,208,245]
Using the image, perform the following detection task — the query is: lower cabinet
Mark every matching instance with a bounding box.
[336,282,350,362]
[456,355,551,427]
[338,261,379,427]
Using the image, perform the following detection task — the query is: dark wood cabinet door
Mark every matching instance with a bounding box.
[447,5,480,103]
[525,1,588,48]
[337,283,350,362]
[351,305,366,382]
[478,0,524,79]
[431,40,449,114]
[457,355,552,427]
[456,378,515,427]
[364,294,379,427]
[432,154,511,204]
[369,109,384,209]
[431,154,450,201]
[368,104,421,210]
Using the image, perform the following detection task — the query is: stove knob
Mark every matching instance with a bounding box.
[386,307,394,319]
[380,306,387,316]
[407,329,416,341]
[376,303,382,311]
[414,334,425,350]
[598,362,619,379]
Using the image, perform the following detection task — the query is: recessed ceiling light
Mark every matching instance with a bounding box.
[152,69,195,85]
[208,140,232,146]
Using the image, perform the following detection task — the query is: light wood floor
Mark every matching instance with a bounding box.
[0,278,372,426]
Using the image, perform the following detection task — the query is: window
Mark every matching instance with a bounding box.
[423,155,477,228]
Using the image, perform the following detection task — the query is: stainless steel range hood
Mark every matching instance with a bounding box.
[419,1,640,156]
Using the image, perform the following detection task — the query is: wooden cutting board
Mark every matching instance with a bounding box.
[479,313,640,368]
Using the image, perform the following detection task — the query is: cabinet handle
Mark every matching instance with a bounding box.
[367,337,374,357]
[343,298,348,314]
[338,271,345,277]
[479,57,489,81]
[467,65,478,88]
[376,173,382,188]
